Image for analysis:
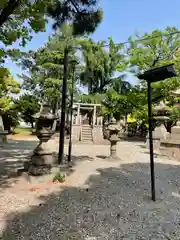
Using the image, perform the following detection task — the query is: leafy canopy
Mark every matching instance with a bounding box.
[126,27,180,122]
[19,23,80,107]
[0,0,103,64]
[17,94,40,127]
[0,69,20,113]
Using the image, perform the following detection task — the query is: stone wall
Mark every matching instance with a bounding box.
[160,141,180,161]
[92,126,106,144]
[72,125,81,142]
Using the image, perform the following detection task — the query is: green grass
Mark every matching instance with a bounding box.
[13,127,33,134]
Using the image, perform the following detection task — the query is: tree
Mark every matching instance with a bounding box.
[47,0,103,35]
[127,27,180,124]
[0,0,52,64]
[0,0,103,64]
[0,69,20,112]
[80,37,127,94]
[17,94,40,128]
[102,78,133,120]
[0,69,20,131]
[19,23,80,110]
[79,37,132,120]
[128,27,180,74]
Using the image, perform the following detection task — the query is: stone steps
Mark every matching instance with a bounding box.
[81,125,93,142]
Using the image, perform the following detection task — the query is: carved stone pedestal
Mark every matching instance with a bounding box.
[24,140,57,176]
[0,131,8,143]
[154,123,169,140]
[24,161,51,176]
[106,118,121,160]
[145,124,169,150]
[107,138,119,160]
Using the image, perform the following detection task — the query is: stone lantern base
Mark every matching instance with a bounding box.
[145,124,169,150]
[104,137,120,161]
[24,140,57,176]
[107,139,119,160]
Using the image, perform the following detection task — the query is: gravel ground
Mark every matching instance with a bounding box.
[1,139,180,239]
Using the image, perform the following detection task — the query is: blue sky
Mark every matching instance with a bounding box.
[6,0,180,85]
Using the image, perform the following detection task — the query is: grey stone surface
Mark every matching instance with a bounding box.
[1,140,180,239]
[0,116,7,143]
[153,124,168,140]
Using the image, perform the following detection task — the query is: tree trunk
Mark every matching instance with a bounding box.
[124,114,128,132]
[31,121,34,129]
[52,99,58,131]
[0,0,21,27]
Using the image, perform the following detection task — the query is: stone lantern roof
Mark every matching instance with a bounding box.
[154,101,168,112]
[171,89,180,96]
[33,105,57,120]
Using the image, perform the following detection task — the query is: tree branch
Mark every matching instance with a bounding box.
[69,0,80,13]
[0,0,21,27]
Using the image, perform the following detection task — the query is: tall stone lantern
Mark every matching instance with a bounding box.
[153,101,169,139]
[24,104,58,175]
[107,118,121,159]
[171,89,180,133]
[146,101,169,150]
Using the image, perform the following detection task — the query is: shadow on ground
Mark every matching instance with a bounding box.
[0,140,37,189]
[67,155,94,162]
[2,162,180,239]
[96,155,107,159]
[0,139,94,190]
[121,136,146,143]
[142,150,168,159]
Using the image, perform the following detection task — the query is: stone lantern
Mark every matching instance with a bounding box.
[146,101,169,150]
[171,89,180,135]
[153,101,169,139]
[24,104,58,175]
[107,118,120,159]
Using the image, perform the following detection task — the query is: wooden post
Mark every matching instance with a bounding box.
[93,105,96,127]
[76,103,80,125]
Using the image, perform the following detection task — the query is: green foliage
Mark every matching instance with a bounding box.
[168,107,180,121]
[128,27,180,73]
[0,69,20,130]
[0,0,49,44]
[20,24,80,107]
[17,94,40,128]
[78,37,132,119]
[48,0,103,35]
[0,0,53,64]
[0,69,20,113]
[102,82,133,120]
[53,172,66,183]
[79,27,180,122]
[78,93,103,104]
[0,0,102,64]
[80,37,126,94]
[2,105,19,131]
[13,127,31,134]
[126,27,180,123]
[16,25,180,131]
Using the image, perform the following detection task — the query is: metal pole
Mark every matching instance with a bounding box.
[147,80,156,201]
[58,48,68,164]
[68,67,75,162]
